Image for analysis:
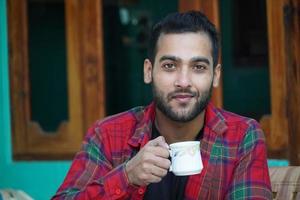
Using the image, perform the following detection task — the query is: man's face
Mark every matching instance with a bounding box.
[144,32,221,122]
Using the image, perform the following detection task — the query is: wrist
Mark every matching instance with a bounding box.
[125,160,132,184]
[125,160,139,187]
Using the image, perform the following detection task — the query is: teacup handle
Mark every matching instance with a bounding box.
[168,149,173,172]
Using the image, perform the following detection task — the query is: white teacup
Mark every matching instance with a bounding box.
[169,141,203,176]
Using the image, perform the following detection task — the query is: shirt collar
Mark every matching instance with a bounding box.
[128,102,155,148]
[204,102,228,135]
[128,101,228,147]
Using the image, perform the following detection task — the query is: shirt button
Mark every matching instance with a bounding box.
[115,188,121,195]
[138,188,145,195]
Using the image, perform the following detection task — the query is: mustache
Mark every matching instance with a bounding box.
[167,89,198,100]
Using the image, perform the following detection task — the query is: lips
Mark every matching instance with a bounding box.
[172,93,195,103]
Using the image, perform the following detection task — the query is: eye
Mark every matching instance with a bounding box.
[193,64,206,71]
[162,63,176,70]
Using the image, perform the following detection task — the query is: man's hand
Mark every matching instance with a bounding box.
[125,136,171,186]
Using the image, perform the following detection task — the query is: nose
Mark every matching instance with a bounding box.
[174,69,192,88]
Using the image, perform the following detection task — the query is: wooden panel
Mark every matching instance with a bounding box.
[285,0,300,165]
[64,0,105,133]
[8,0,105,159]
[264,0,299,162]
[179,0,201,11]
[264,0,289,154]
[178,0,223,108]
[26,0,84,157]
[7,0,29,155]
[79,0,106,129]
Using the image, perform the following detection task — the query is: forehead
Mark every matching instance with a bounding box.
[155,32,213,62]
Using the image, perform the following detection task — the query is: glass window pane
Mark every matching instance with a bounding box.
[221,0,270,121]
[28,0,68,132]
[232,0,269,67]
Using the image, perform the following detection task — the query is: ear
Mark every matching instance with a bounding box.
[144,59,153,84]
[213,64,221,87]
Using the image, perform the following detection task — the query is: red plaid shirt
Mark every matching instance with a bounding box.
[53,102,272,199]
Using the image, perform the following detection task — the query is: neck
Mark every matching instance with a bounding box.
[155,108,205,144]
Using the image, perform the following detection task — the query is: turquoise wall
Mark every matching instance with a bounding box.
[0,1,71,199]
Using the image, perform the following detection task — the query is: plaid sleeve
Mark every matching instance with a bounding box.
[52,126,136,200]
[226,120,272,200]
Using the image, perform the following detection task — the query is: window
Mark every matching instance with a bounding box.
[8,0,105,160]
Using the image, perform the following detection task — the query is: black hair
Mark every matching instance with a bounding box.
[148,11,219,67]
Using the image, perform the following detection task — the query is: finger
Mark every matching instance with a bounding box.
[153,156,171,170]
[146,173,162,184]
[147,136,168,148]
[146,146,170,158]
[138,167,162,185]
[142,152,171,169]
[150,164,169,178]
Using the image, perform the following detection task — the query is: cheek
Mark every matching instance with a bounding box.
[192,75,213,90]
[153,73,175,88]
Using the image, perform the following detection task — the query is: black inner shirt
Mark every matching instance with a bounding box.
[143,124,203,200]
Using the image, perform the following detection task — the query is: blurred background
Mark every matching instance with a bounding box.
[0,0,299,199]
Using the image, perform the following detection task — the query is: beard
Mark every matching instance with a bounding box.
[152,81,213,122]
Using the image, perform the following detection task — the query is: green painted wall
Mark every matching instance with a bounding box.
[0,1,71,199]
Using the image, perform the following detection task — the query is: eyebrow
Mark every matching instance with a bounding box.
[159,55,180,63]
[190,57,210,65]
[158,55,211,66]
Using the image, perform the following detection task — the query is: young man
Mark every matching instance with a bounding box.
[53,11,272,199]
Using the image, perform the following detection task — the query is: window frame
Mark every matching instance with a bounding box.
[8,0,105,160]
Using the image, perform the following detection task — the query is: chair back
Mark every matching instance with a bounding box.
[269,167,300,200]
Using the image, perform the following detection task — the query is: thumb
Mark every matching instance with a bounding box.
[147,136,169,148]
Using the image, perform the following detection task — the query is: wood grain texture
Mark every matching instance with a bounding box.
[263,0,300,163]
[285,0,300,165]
[8,0,30,156]
[8,0,105,159]
[264,0,289,152]
[78,0,106,129]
